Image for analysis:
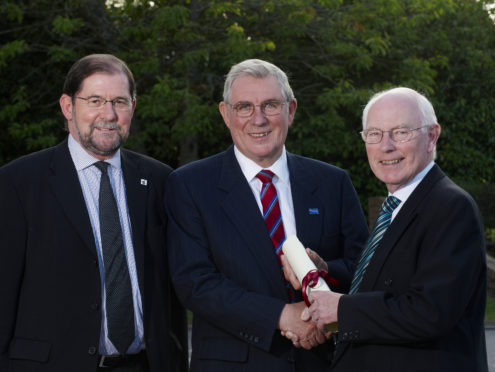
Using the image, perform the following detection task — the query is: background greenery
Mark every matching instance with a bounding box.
[1,0,495,223]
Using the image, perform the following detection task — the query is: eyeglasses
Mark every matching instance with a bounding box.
[360,125,430,144]
[76,96,133,111]
[228,100,287,117]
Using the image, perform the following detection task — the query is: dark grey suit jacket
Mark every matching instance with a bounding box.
[0,139,188,372]
[334,165,488,372]
[166,146,369,372]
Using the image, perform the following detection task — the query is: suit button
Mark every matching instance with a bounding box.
[254,337,260,343]
[91,303,99,311]
[384,278,392,286]
[88,346,97,355]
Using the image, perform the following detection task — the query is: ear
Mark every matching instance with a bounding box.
[130,98,136,116]
[427,123,441,153]
[219,101,231,129]
[59,94,73,121]
[287,98,297,127]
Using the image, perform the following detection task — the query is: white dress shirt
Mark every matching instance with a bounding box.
[390,161,435,221]
[234,145,297,238]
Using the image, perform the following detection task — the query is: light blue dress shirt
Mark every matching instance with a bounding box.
[68,134,144,355]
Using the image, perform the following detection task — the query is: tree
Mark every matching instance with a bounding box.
[2,0,494,216]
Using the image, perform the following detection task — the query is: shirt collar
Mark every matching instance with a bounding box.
[68,133,121,171]
[233,145,290,185]
[391,161,435,202]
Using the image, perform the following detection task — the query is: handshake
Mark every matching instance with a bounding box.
[278,238,343,350]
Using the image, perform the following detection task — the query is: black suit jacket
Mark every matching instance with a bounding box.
[334,165,488,372]
[0,139,188,372]
[165,146,369,371]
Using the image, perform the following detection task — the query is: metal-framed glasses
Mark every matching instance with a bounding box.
[76,96,133,111]
[229,100,287,117]
[360,125,430,144]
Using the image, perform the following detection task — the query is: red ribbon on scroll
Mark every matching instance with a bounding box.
[301,269,339,307]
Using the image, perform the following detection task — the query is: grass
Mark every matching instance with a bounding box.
[486,295,495,322]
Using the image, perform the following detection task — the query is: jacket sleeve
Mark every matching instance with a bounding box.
[0,167,27,369]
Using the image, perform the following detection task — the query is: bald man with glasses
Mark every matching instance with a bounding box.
[287,87,488,372]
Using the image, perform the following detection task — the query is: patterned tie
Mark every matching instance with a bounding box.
[349,195,401,294]
[94,161,135,354]
[256,170,293,300]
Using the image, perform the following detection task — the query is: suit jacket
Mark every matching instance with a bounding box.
[0,139,188,372]
[166,146,369,371]
[334,164,488,372]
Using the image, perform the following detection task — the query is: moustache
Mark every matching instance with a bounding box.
[90,122,120,131]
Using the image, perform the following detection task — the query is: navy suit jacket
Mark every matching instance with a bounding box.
[334,165,488,372]
[166,146,368,371]
[0,139,188,372]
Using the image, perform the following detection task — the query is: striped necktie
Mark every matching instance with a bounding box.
[349,195,401,294]
[256,170,293,300]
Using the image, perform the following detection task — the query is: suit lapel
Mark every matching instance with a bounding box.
[121,150,148,295]
[287,153,323,246]
[359,165,446,291]
[218,147,289,299]
[48,140,97,257]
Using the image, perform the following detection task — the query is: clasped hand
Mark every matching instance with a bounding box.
[278,250,332,349]
[279,301,331,349]
[278,250,341,348]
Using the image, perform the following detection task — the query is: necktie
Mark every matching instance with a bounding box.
[349,195,401,294]
[256,170,292,300]
[94,161,135,355]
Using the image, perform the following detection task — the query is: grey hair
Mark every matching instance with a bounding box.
[362,87,437,130]
[222,59,295,103]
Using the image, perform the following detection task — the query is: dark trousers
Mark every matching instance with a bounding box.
[96,350,149,372]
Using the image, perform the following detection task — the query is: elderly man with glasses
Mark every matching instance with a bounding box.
[286,87,488,372]
[165,59,369,371]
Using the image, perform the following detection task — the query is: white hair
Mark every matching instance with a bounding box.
[362,87,437,130]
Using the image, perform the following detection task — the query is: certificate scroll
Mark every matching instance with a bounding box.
[282,235,339,332]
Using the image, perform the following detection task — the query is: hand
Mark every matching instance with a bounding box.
[308,291,342,331]
[281,248,328,291]
[281,254,301,290]
[278,301,329,349]
[306,248,328,272]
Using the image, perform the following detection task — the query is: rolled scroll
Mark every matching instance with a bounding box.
[282,235,338,331]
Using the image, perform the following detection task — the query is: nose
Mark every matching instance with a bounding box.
[252,105,267,126]
[100,100,117,121]
[380,131,396,151]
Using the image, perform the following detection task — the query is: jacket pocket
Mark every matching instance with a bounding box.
[199,337,248,362]
[9,338,51,362]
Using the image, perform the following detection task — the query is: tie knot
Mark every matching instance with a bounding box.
[94,161,109,175]
[256,169,275,184]
[382,195,401,214]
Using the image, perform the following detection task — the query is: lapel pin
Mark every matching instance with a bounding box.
[140,179,148,186]
[309,208,319,215]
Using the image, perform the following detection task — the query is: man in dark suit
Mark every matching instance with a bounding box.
[302,87,488,371]
[165,59,369,371]
[0,54,187,372]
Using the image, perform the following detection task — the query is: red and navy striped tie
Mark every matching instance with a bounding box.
[256,170,293,300]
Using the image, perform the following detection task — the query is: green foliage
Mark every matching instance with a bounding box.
[486,295,495,322]
[457,182,495,228]
[1,0,494,213]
